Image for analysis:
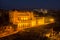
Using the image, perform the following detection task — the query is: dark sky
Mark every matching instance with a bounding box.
[0,0,60,10]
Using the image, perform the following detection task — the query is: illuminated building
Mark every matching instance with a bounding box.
[0,10,55,38]
[9,10,55,31]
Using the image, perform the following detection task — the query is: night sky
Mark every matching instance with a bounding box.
[0,0,60,10]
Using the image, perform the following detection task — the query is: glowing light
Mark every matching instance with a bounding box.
[37,17,44,25]
[20,16,29,20]
[46,33,50,37]
[0,26,18,38]
[9,11,55,31]
[49,18,55,23]
[0,11,55,38]
[31,20,36,27]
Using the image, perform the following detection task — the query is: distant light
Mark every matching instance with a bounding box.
[49,18,55,23]
[31,20,36,27]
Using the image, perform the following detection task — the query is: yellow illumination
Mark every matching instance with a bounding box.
[31,20,36,27]
[46,33,50,37]
[49,18,54,23]
[9,11,55,30]
[0,11,56,38]
[0,26,18,38]
[20,16,29,20]
[37,17,44,25]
